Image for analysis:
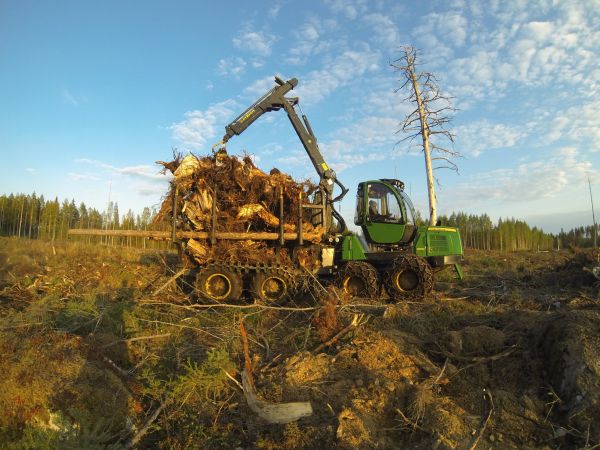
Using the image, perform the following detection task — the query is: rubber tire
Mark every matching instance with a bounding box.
[196,267,243,303]
[335,261,380,298]
[251,270,293,304]
[383,254,433,301]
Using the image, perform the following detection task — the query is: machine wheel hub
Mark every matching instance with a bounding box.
[204,273,232,300]
[260,276,287,302]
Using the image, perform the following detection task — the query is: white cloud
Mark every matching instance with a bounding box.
[562,100,600,149]
[25,167,37,175]
[217,56,246,77]
[68,172,100,181]
[137,184,167,196]
[62,88,85,106]
[170,100,238,150]
[414,11,468,50]
[455,120,528,157]
[537,99,600,149]
[324,0,368,20]
[260,143,284,156]
[413,1,600,106]
[233,28,277,57]
[243,76,282,98]
[363,13,400,47]
[278,116,397,173]
[449,147,594,208]
[75,159,167,181]
[544,116,569,144]
[268,1,283,18]
[285,17,339,65]
[522,21,554,41]
[294,46,381,104]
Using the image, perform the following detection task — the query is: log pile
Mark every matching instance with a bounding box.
[156,151,325,267]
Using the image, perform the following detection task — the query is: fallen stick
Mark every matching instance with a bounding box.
[100,333,171,348]
[241,371,313,424]
[139,301,320,312]
[0,321,44,330]
[152,268,188,297]
[468,389,494,450]
[239,319,254,387]
[435,344,517,363]
[136,318,224,341]
[123,398,169,449]
[312,314,361,354]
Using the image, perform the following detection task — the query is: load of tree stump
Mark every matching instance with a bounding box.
[155,151,325,268]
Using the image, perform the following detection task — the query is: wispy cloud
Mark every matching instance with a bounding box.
[243,76,284,98]
[232,28,277,57]
[68,172,100,181]
[75,158,167,181]
[324,0,368,20]
[276,116,397,173]
[25,167,37,175]
[170,100,238,150]
[424,0,600,105]
[285,17,338,65]
[294,46,380,104]
[455,120,530,157]
[62,88,85,106]
[363,13,401,48]
[545,99,600,150]
[449,147,594,208]
[268,1,284,19]
[217,56,247,78]
[137,184,168,196]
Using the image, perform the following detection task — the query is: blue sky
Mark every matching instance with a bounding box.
[1,0,599,233]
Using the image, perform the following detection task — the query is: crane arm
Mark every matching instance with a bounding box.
[221,77,348,203]
[222,77,297,143]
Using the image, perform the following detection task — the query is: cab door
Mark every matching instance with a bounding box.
[362,182,407,244]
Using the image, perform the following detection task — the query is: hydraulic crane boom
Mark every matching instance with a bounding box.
[221,77,349,232]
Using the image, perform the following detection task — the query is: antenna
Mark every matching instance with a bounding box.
[588,174,597,248]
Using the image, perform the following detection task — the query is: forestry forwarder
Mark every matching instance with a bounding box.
[214,76,463,301]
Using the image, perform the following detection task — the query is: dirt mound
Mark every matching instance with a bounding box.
[541,309,600,442]
[550,248,600,287]
[441,325,507,356]
[266,307,600,449]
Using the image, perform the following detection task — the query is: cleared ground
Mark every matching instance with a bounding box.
[0,237,599,449]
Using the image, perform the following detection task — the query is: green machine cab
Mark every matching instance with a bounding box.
[333,178,463,300]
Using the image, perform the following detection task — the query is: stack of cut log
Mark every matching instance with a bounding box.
[156,152,324,266]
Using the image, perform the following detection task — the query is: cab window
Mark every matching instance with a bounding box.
[367,183,404,224]
[398,191,415,225]
[354,184,364,225]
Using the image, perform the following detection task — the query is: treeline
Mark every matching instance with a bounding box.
[1,192,597,252]
[557,225,599,248]
[436,212,556,251]
[0,192,167,249]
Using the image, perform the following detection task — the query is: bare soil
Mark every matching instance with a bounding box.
[0,238,599,449]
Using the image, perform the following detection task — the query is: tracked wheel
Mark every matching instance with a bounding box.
[383,254,433,301]
[336,261,380,299]
[196,266,243,303]
[251,270,294,304]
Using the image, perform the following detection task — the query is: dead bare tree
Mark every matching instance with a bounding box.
[392,46,459,226]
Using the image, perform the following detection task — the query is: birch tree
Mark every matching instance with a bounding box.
[392,46,459,226]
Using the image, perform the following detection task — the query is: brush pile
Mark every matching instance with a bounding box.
[155,151,324,266]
